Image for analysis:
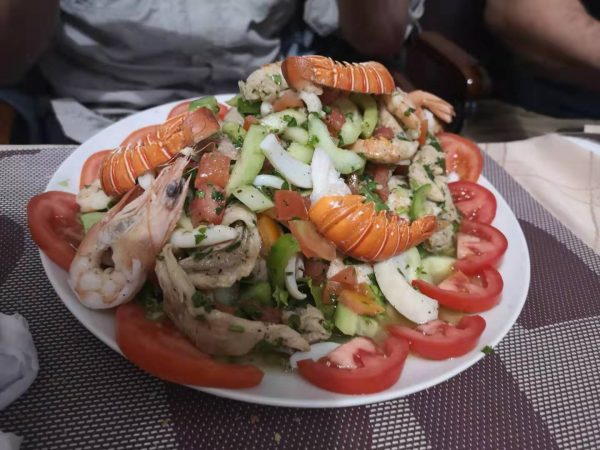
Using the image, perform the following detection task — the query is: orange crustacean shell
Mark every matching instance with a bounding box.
[309,195,437,262]
[100,108,220,196]
[282,55,396,95]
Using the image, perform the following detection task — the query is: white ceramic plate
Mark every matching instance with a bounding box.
[40,95,530,408]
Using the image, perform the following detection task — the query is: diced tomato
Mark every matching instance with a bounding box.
[449,181,497,224]
[304,258,329,284]
[243,115,259,131]
[413,268,504,313]
[121,124,158,147]
[437,132,483,182]
[373,127,395,140]
[27,191,83,271]
[339,288,384,316]
[454,220,508,274]
[190,183,226,226]
[289,220,337,261]
[273,90,304,112]
[116,303,263,388]
[319,88,341,106]
[297,336,409,394]
[329,267,357,286]
[80,150,112,189]
[322,280,343,305]
[324,107,345,135]
[274,190,309,221]
[195,152,231,189]
[217,103,230,120]
[365,163,392,201]
[389,315,486,360]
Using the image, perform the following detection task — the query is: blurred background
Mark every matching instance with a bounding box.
[1,0,599,145]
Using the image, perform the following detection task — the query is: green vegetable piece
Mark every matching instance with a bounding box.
[189,96,219,114]
[410,184,432,220]
[334,304,381,338]
[237,98,261,115]
[80,211,105,233]
[260,109,307,132]
[136,282,164,321]
[226,94,240,107]
[267,234,300,306]
[332,97,362,146]
[308,279,335,321]
[287,142,314,164]
[307,116,365,174]
[350,93,378,138]
[222,122,246,147]
[282,126,309,145]
[240,281,273,306]
[359,177,389,212]
[226,124,268,195]
[481,345,495,355]
[232,185,274,212]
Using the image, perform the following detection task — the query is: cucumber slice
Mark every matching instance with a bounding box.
[222,122,246,147]
[260,109,307,132]
[232,185,274,212]
[332,97,362,146]
[334,304,381,338]
[307,116,365,174]
[287,142,314,164]
[410,184,432,220]
[421,256,456,284]
[350,93,378,138]
[226,124,268,195]
[80,211,105,233]
[282,126,309,145]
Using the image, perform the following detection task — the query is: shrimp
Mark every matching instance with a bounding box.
[383,89,455,141]
[69,157,190,309]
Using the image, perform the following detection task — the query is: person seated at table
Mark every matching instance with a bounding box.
[0,0,424,143]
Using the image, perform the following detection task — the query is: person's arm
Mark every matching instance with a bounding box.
[337,0,411,57]
[0,0,60,86]
[485,0,600,90]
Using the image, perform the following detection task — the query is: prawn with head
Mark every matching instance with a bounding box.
[69,157,190,309]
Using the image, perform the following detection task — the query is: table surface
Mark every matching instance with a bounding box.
[0,144,599,450]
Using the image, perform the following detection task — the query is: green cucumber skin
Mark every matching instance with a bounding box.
[283,127,309,145]
[226,124,268,196]
[222,122,246,146]
[333,97,362,146]
[350,94,378,138]
[334,304,381,338]
[410,184,432,220]
[287,142,314,164]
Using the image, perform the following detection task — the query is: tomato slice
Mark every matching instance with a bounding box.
[275,190,309,221]
[80,150,112,189]
[195,152,231,189]
[389,315,486,360]
[288,220,337,261]
[27,191,83,271]
[437,132,483,182]
[449,181,497,224]
[413,268,503,313]
[189,183,226,226]
[329,267,357,285]
[116,303,263,388]
[297,336,409,394]
[454,220,508,274]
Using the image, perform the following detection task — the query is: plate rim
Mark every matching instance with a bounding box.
[40,95,531,408]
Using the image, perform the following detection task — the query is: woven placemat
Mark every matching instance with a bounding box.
[0,145,598,449]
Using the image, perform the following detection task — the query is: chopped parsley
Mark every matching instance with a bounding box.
[136,283,164,321]
[282,114,298,127]
[228,324,245,333]
[423,164,435,181]
[481,345,495,355]
[224,241,241,252]
[192,291,211,308]
[211,187,225,202]
[322,105,332,114]
[307,135,319,147]
[287,314,301,332]
[404,107,416,117]
[359,177,389,212]
[195,228,207,245]
[193,248,213,260]
[271,74,283,85]
[196,190,206,199]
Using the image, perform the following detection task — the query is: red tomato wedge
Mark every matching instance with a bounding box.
[274,190,309,221]
[288,220,337,261]
[27,191,83,271]
[389,315,486,360]
[297,336,409,394]
[121,124,158,147]
[80,150,112,189]
[438,133,483,182]
[217,103,230,120]
[449,181,497,224]
[195,152,231,189]
[413,268,503,313]
[116,303,263,388]
[190,183,226,226]
[455,220,508,274]
[329,267,357,285]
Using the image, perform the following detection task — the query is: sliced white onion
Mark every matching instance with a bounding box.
[309,147,350,204]
[180,146,194,157]
[260,101,274,116]
[285,254,306,300]
[253,174,285,189]
[170,225,239,249]
[138,171,156,191]
[76,179,112,213]
[299,91,322,113]
[260,134,312,188]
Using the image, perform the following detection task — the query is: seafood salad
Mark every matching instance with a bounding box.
[29,55,508,395]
